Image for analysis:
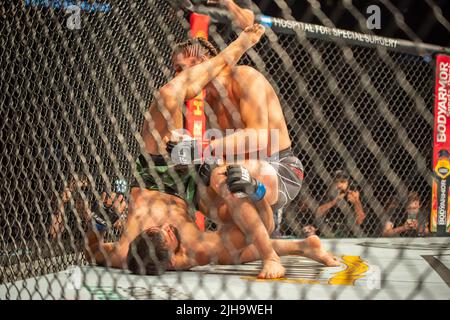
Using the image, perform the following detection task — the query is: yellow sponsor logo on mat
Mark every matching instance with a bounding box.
[241,256,376,287]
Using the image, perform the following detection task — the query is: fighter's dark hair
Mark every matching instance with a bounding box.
[173,37,218,59]
[127,228,171,276]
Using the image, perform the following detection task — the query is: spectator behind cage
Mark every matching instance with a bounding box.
[297,200,320,238]
[382,192,430,237]
[315,170,368,238]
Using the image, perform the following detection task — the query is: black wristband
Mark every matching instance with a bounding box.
[197,162,220,187]
[91,200,119,231]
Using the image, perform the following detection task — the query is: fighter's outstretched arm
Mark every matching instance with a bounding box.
[83,193,127,268]
[158,24,265,108]
[84,228,122,268]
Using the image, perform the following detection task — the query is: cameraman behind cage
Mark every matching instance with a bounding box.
[315,170,368,238]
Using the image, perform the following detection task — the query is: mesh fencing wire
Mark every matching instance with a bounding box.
[202,1,442,239]
[0,0,188,284]
[211,27,434,239]
[0,0,449,299]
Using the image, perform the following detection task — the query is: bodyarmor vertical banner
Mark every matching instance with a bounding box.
[188,13,210,231]
[431,54,450,235]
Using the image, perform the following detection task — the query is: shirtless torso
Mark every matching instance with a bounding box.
[85,189,264,269]
[204,65,292,156]
[85,190,340,273]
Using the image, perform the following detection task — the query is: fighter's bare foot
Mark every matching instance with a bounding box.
[302,235,340,267]
[237,24,265,50]
[258,258,285,279]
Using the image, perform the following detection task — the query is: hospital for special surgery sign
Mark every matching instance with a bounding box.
[431,54,450,235]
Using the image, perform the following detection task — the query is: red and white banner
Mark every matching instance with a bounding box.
[433,55,450,156]
[186,13,209,146]
[190,13,210,39]
[431,54,450,234]
[188,13,210,231]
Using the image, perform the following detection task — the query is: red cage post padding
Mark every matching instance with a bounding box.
[431,54,450,235]
[188,13,210,231]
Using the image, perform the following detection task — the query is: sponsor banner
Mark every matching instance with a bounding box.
[194,255,380,289]
[258,15,273,28]
[24,0,111,13]
[431,54,450,234]
[187,5,447,55]
[188,13,209,231]
[185,90,207,143]
[254,15,398,49]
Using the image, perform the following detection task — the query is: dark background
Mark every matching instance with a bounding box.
[254,0,450,47]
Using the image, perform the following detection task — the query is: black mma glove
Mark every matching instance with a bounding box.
[226,165,266,202]
[90,194,121,232]
[197,163,216,187]
[166,138,201,165]
[197,157,223,186]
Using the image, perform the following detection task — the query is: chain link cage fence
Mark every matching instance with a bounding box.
[0,0,188,284]
[210,21,435,240]
[1,0,449,300]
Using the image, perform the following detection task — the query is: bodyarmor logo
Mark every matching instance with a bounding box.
[194,31,207,39]
[436,61,449,142]
[438,167,449,176]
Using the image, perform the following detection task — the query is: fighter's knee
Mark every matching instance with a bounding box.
[227,162,278,205]
[256,173,278,206]
[267,218,275,235]
[241,160,259,174]
[209,165,229,197]
[260,173,277,190]
[243,161,278,191]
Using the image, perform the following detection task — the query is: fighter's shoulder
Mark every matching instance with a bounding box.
[233,65,265,84]
[234,65,261,77]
